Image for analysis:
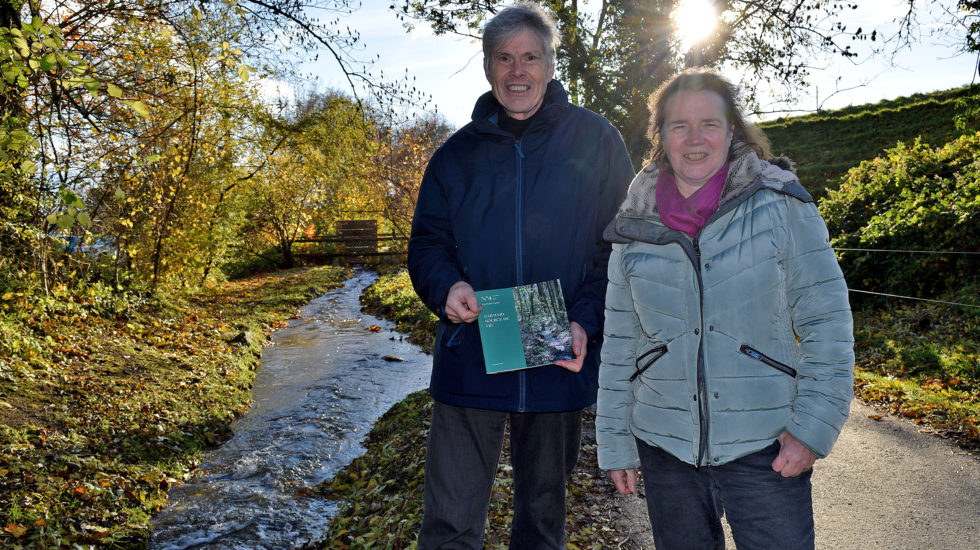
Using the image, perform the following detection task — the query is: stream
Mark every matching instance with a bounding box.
[148,269,431,549]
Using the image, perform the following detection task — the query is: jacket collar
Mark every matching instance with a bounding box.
[604,147,811,244]
[470,80,569,133]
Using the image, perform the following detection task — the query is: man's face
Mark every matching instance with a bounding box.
[485,28,554,120]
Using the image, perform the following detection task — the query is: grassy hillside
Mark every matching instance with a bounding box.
[758,85,979,199]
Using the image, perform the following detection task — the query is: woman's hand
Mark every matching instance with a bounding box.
[772,431,817,477]
[608,469,639,495]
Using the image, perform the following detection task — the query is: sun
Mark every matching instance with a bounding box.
[672,0,719,51]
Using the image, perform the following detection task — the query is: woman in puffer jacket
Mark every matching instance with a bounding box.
[596,68,854,550]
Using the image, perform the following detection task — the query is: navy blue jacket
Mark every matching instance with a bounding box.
[408,80,634,412]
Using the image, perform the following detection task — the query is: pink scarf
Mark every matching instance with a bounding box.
[656,163,729,238]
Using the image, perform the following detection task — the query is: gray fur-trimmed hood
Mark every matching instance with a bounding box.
[603,148,809,244]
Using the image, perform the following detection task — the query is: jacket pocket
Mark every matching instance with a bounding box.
[444,324,465,348]
[630,344,668,382]
[739,344,797,377]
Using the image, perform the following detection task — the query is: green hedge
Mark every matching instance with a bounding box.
[819,132,980,300]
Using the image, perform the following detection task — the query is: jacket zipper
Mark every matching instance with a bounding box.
[630,345,668,382]
[693,238,709,468]
[514,139,527,412]
[740,344,798,377]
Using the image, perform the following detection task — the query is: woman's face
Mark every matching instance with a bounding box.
[662,89,735,196]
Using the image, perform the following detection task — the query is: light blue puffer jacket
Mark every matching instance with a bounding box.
[596,150,854,470]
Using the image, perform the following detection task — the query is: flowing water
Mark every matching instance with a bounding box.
[149,269,431,549]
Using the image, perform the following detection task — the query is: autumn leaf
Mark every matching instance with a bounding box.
[5,524,27,537]
[125,99,150,119]
[82,523,110,538]
[367,325,381,332]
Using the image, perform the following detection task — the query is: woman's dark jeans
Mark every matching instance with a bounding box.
[417,402,582,550]
[637,438,815,550]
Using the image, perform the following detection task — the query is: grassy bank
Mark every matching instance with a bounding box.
[852,297,980,450]
[320,268,979,548]
[0,266,349,548]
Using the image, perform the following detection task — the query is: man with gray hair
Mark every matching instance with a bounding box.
[408,2,634,547]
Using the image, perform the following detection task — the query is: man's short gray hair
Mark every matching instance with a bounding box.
[482,1,560,69]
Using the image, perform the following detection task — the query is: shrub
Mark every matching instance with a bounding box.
[221,246,286,280]
[820,132,980,300]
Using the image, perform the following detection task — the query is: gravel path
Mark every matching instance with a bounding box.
[607,399,980,549]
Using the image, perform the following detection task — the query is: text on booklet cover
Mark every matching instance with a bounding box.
[475,279,573,374]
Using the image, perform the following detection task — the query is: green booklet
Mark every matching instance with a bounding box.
[475,279,574,374]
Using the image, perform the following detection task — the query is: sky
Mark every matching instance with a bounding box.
[279,0,977,128]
